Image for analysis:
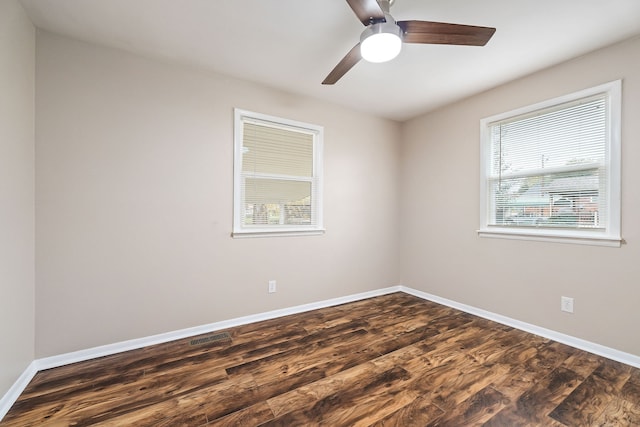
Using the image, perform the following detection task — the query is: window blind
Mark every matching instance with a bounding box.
[242,122,313,177]
[488,94,607,229]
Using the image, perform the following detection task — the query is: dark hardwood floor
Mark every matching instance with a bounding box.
[2,292,639,426]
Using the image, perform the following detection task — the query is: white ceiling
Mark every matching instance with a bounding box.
[20,0,640,121]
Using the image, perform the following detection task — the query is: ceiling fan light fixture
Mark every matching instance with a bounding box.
[360,21,403,63]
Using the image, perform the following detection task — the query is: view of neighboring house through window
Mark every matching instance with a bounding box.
[233,109,324,237]
[479,80,621,246]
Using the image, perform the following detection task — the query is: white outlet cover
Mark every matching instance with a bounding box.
[561,296,574,313]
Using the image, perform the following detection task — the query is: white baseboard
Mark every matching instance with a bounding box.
[0,361,38,421]
[3,284,640,421]
[399,285,640,369]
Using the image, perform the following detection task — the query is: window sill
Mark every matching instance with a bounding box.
[477,228,622,247]
[232,229,326,239]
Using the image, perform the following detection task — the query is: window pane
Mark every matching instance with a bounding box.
[488,95,607,230]
[242,178,312,226]
[491,169,604,229]
[491,96,606,177]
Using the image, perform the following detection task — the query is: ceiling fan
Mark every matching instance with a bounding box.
[322,0,496,84]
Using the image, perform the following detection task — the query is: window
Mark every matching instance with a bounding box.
[233,109,324,237]
[479,80,621,246]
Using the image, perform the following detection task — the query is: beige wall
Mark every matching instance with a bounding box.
[400,36,640,357]
[0,1,36,398]
[35,32,401,357]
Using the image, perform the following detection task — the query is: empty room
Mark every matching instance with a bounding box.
[1,0,640,425]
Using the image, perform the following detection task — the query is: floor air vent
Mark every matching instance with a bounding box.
[190,332,231,346]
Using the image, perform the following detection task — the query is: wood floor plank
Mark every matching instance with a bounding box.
[433,385,509,426]
[548,359,632,426]
[594,397,640,426]
[483,405,566,427]
[493,366,583,425]
[263,366,414,426]
[464,331,517,364]
[97,372,260,427]
[227,328,369,379]
[549,374,614,425]
[264,343,425,420]
[621,374,640,406]
[206,401,274,427]
[265,355,400,419]
[370,395,444,426]
[9,347,246,426]
[322,370,418,427]
[490,362,539,402]
[3,365,228,426]
[560,350,603,378]
[2,292,639,427]
[420,359,511,412]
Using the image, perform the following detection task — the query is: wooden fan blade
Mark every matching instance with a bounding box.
[322,43,362,85]
[346,0,385,25]
[398,20,496,46]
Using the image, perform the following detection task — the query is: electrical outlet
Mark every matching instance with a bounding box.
[268,280,276,293]
[561,296,574,313]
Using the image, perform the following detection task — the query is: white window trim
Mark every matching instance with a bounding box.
[232,108,324,238]
[478,80,622,247]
